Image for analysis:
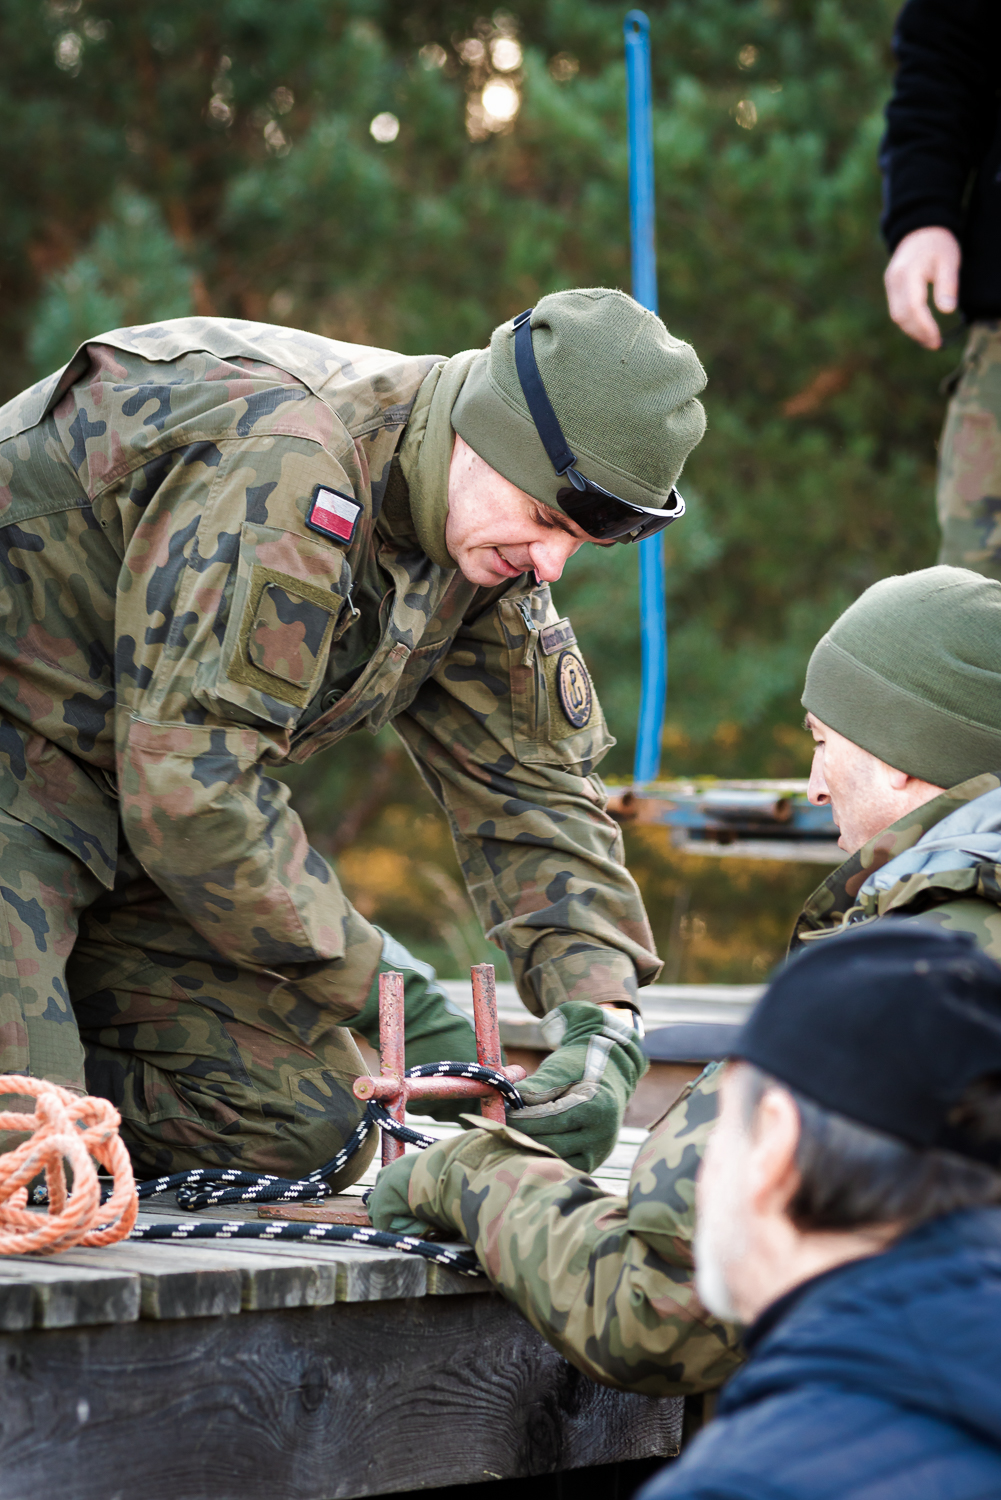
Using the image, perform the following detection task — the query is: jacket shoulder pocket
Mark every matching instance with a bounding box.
[212,521,356,724]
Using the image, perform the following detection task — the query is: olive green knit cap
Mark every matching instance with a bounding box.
[802,566,1001,788]
[451,287,707,510]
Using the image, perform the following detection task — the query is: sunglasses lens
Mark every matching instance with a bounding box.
[557,483,684,542]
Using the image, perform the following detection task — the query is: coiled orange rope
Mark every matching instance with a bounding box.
[0,1076,137,1254]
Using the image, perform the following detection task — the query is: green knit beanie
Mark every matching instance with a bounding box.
[802,566,1001,788]
[451,287,707,510]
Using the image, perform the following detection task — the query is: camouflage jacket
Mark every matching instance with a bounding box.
[0,317,659,1019]
[403,1097,742,1396]
[396,777,1001,1394]
[792,772,1001,955]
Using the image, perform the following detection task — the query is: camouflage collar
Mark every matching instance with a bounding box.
[858,785,1001,897]
[792,772,1001,946]
[399,348,481,569]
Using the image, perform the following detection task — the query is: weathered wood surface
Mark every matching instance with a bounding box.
[30,1243,340,1318]
[0,1257,139,1330]
[0,1292,683,1500]
[0,1242,434,1327]
[0,1212,487,1328]
[0,1116,653,1330]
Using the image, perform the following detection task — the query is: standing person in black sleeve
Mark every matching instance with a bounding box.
[881,0,1001,579]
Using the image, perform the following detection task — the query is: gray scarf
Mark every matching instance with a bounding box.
[860,787,1001,896]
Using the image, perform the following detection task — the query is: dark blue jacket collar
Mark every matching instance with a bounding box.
[719,1207,1001,1450]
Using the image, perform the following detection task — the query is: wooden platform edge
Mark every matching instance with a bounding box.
[0,1292,684,1500]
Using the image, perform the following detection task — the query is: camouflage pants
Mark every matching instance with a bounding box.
[938,321,1001,580]
[0,810,377,1186]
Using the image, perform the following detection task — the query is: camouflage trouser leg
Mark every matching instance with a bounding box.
[0,810,376,1186]
[0,809,97,1093]
[70,835,379,1186]
[937,320,1001,579]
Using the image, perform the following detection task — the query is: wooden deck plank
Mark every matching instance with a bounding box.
[47,1221,435,1307]
[41,1246,245,1320]
[332,1246,427,1302]
[0,1275,39,1332]
[424,1260,487,1297]
[140,1232,429,1300]
[128,1215,433,1302]
[1,1258,139,1329]
[84,1239,341,1311]
[198,1237,479,1301]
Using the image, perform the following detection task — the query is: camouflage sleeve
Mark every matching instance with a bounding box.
[393,581,660,1015]
[406,1064,741,1395]
[112,431,382,1010]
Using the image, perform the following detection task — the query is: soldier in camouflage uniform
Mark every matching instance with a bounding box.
[371,564,1001,1395]
[934,324,1001,578]
[0,289,707,1184]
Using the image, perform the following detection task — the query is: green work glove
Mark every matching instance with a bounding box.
[509,1002,647,1173]
[352,929,480,1124]
[367,1153,428,1237]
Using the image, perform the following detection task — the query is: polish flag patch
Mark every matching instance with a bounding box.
[306,485,361,544]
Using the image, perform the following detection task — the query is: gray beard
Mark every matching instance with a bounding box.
[693,1146,750,1323]
[694,1220,743,1322]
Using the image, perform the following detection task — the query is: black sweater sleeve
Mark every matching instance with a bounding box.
[880,0,1001,254]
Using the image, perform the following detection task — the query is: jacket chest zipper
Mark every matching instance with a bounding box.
[517,597,540,667]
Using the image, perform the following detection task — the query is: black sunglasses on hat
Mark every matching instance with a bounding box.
[512,308,686,544]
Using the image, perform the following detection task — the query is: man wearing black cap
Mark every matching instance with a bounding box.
[370,561,1001,1398]
[637,924,1001,1499]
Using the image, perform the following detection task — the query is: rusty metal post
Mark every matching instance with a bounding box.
[470,964,506,1123]
[352,962,525,1152]
[379,970,406,1165]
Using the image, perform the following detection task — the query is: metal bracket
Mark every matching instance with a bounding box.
[353,963,528,1166]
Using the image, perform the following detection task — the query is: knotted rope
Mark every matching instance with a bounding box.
[0,1076,137,1255]
[132,1063,524,1211]
[125,1062,524,1275]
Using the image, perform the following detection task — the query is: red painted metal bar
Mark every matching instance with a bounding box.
[378,970,406,1166]
[354,964,521,1161]
[355,1069,526,1104]
[470,963,505,1123]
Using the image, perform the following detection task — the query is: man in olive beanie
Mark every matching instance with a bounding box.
[401,287,705,576]
[0,289,704,1187]
[796,565,1001,944]
[369,561,1001,1405]
[803,566,1001,795]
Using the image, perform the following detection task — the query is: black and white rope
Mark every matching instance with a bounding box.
[128,1216,484,1273]
[405,1060,524,1108]
[99,1062,522,1276]
[133,1101,419,1211]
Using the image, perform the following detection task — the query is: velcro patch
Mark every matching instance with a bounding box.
[306,485,361,544]
[540,618,576,656]
[248,583,335,689]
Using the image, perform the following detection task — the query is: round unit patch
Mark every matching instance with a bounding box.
[556,650,592,729]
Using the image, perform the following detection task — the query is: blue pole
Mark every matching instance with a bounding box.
[624,9,666,787]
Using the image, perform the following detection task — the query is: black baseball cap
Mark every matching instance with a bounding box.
[732,924,1001,1166]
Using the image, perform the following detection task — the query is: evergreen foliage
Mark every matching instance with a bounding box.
[0,1,956,975]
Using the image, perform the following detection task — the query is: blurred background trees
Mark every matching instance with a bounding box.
[0,0,953,980]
